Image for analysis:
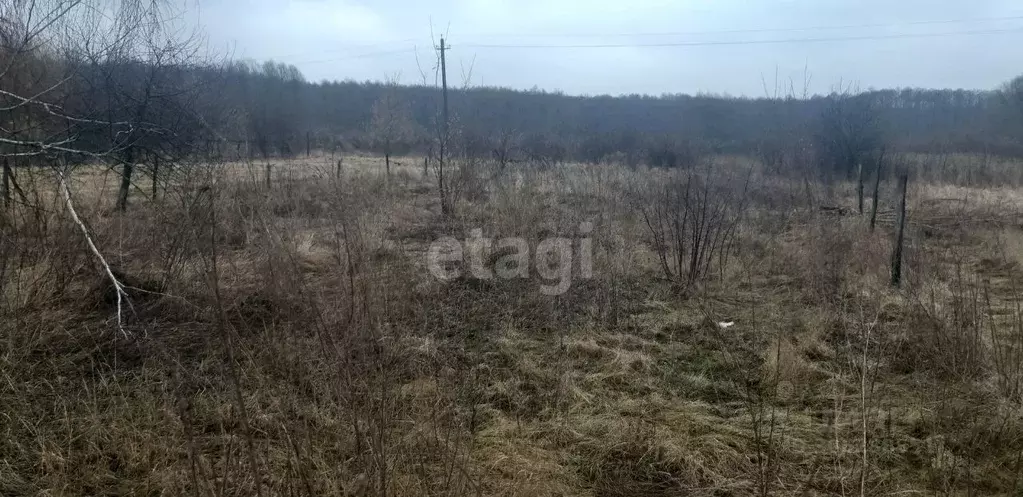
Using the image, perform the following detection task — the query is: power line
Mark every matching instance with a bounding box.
[455,14,1023,39]
[289,48,420,66]
[261,39,427,61]
[264,19,1023,68]
[459,27,1023,49]
[274,26,1023,70]
[242,15,1023,65]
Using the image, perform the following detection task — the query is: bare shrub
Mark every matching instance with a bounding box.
[637,166,749,288]
[814,92,882,183]
[896,276,986,381]
[990,287,1023,402]
[644,136,704,169]
[522,133,567,170]
[369,77,417,177]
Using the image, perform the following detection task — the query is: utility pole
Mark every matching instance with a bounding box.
[438,36,449,216]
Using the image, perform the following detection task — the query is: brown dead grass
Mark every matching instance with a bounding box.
[2,154,1023,496]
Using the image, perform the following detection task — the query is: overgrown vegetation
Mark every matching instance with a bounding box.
[4,150,1023,495]
[4,1,1023,495]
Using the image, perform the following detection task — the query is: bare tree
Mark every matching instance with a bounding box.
[815,90,882,199]
[2,5,268,494]
[491,127,520,171]
[0,0,228,329]
[94,40,210,211]
[1001,74,1023,141]
[240,60,305,188]
[1,1,216,210]
[368,77,414,177]
[1,2,71,208]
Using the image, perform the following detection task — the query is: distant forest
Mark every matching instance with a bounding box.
[204,60,1023,164]
[4,43,1023,177]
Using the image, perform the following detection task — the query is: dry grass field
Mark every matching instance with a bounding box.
[3,153,1023,496]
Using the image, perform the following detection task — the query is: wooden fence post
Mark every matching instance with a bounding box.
[890,173,908,287]
[869,151,884,232]
[857,162,865,215]
[152,155,159,201]
[2,157,10,208]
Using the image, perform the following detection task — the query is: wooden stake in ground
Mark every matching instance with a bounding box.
[857,162,865,215]
[891,173,908,287]
[2,157,10,208]
[152,155,160,201]
[869,150,885,232]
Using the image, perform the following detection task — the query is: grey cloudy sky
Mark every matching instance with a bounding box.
[189,0,1023,96]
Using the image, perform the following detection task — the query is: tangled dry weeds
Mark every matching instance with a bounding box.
[2,154,1023,496]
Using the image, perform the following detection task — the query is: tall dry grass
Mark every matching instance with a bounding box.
[2,152,1023,495]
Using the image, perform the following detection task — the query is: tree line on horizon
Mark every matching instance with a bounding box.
[4,0,1023,214]
[207,60,1023,165]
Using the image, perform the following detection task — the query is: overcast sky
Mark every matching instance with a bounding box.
[188,0,1023,96]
